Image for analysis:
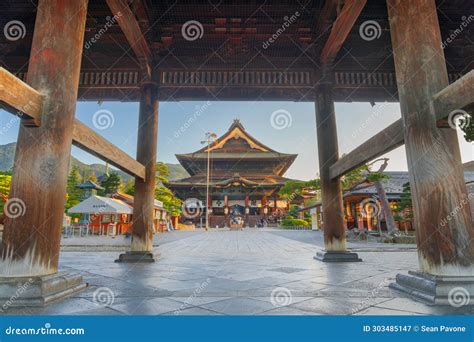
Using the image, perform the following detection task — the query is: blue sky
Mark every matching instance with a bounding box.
[0,101,472,181]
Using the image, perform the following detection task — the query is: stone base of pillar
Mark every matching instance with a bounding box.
[314,250,362,262]
[0,272,87,307]
[115,251,157,263]
[390,271,474,306]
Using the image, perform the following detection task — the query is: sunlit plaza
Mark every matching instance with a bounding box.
[2,229,472,316]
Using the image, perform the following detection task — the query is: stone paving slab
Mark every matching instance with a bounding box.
[2,229,473,315]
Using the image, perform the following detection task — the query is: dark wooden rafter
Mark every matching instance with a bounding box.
[105,0,152,69]
[320,0,367,65]
[130,0,151,32]
[329,71,474,179]
[313,0,339,41]
[0,67,145,180]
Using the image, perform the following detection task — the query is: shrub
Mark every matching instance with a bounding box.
[281,217,310,227]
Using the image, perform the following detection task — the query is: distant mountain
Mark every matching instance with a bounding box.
[0,143,188,182]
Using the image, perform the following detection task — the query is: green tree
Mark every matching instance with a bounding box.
[341,164,368,190]
[122,179,135,195]
[461,113,473,142]
[66,167,82,209]
[394,182,413,222]
[155,162,182,216]
[100,172,121,195]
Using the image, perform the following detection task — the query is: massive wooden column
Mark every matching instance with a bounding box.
[0,0,88,306]
[388,0,474,304]
[116,78,158,263]
[314,77,360,262]
[0,0,88,277]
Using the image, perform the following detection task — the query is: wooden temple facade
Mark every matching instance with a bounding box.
[0,0,473,305]
[168,119,296,228]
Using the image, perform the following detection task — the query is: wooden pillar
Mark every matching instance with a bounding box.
[130,81,159,253]
[314,74,360,262]
[315,81,346,251]
[387,0,473,276]
[1,0,88,276]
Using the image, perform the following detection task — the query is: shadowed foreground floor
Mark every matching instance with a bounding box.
[3,229,473,315]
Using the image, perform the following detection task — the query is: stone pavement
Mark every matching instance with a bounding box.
[3,229,473,315]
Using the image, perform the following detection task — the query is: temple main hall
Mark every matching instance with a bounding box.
[168,119,297,228]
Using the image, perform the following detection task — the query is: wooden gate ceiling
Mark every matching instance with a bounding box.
[1,0,472,102]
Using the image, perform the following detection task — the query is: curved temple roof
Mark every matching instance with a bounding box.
[174,119,297,177]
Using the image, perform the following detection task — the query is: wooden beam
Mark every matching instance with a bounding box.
[330,120,404,179]
[320,0,367,64]
[0,70,145,180]
[105,0,152,63]
[72,119,146,180]
[330,70,474,179]
[433,70,474,123]
[0,67,42,126]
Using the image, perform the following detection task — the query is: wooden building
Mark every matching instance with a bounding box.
[0,0,472,306]
[168,119,297,228]
[303,171,474,232]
